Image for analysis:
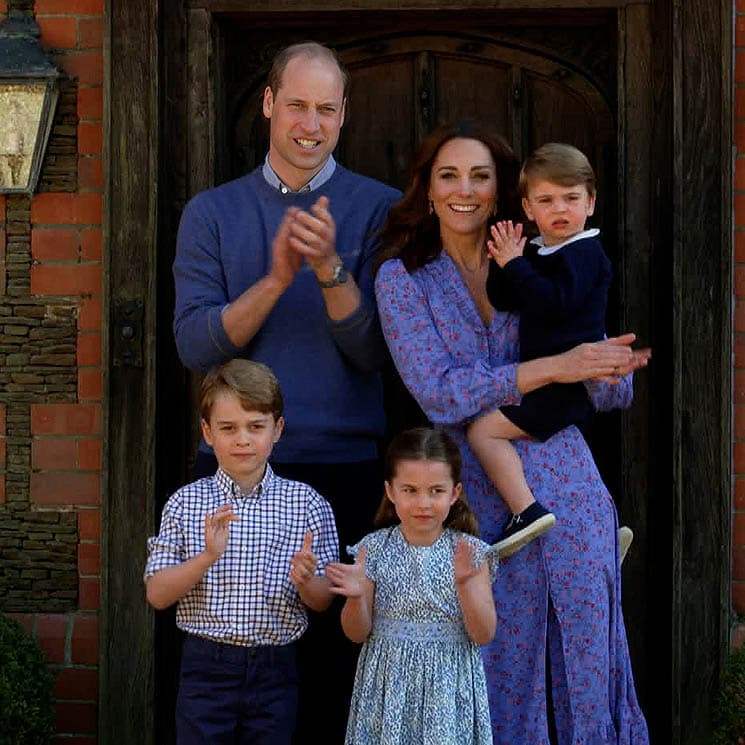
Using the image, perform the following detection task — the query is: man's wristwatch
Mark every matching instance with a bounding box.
[316,261,349,288]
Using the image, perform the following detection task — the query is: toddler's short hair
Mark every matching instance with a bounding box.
[519,143,596,198]
[200,359,283,422]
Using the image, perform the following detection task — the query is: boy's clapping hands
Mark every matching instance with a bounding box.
[290,530,318,587]
[204,504,239,560]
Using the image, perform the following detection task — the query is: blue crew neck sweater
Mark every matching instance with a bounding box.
[174,165,401,463]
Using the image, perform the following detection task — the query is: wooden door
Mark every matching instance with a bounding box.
[105,3,732,744]
[171,8,638,729]
[153,11,648,743]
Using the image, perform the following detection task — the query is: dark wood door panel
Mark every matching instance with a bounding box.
[171,9,657,738]
[227,31,615,192]
[340,56,418,189]
[435,56,512,137]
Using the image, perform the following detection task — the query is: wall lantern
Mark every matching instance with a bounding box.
[0,12,62,194]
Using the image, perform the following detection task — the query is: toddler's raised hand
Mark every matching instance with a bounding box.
[204,504,239,561]
[454,538,483,585]
[289,530,318,587]
[487,220,526,268]
[326,547,371,598]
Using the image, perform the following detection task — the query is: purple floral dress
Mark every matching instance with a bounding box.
[375,254,649,745]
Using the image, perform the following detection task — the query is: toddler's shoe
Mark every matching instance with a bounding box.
[494,502,556,558]
[619,526,634,564]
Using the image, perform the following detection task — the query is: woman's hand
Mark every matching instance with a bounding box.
[552,333,651,384]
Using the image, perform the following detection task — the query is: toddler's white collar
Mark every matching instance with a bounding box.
[531,228,600,256]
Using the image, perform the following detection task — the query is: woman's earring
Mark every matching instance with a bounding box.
[429,199,434,215]
[491,202,498,218]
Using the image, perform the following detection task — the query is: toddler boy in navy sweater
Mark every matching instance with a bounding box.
[468,143,611,557]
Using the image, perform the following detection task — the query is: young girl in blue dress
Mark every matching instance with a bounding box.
[325,427,498,745]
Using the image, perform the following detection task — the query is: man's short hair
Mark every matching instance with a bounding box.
[268,41,349,98]
[200,359,284,422]
[519,143,596,198]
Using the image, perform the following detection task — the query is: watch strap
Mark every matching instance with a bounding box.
[316,262,349,288]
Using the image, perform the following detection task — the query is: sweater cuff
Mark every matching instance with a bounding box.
[207,305,243,360]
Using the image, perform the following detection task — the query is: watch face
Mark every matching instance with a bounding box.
[318,262,349,287]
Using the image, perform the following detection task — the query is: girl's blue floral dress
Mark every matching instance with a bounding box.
[345,526,498,745]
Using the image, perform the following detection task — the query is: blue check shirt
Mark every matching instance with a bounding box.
[144,464,339,646]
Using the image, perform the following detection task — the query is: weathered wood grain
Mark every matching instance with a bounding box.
[102,0,158,741]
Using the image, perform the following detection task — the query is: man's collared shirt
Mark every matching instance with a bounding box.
[262,154,337,193]
[144,464,338,646]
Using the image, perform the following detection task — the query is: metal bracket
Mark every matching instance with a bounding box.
[112,299,144,367]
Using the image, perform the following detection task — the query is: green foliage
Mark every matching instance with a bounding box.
[0,614,54,745]
[712,643,745,745]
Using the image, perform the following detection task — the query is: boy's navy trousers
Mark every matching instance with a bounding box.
[175,634,298,744]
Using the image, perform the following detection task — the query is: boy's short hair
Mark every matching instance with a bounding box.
[200,359,284,422]
[519,143,596,198]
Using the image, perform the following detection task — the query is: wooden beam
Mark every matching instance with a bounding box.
[191,0,646,10]
[100,0,158,741]
[617,0,654,715]
[669,0,732,741]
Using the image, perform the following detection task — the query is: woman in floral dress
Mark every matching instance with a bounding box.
[374,120,650,744]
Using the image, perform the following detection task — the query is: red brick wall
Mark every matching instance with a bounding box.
[2,1,104,742]
[736,0,745,649]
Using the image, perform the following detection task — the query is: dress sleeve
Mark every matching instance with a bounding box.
[347,530,386,582]
[375,259,522,425]
[584,373,634,412]
[462,534,499,583]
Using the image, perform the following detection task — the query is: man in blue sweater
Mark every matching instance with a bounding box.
[173,41,400,742]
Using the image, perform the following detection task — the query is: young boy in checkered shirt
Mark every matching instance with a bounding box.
[144,359,338,744]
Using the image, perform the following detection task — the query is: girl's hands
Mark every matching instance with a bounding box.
[326,547,371,599]
[289,530,318,587]
[487,221,526,268]
[454,539,483,585]
[553,333,651,384]
[204,504,239,561]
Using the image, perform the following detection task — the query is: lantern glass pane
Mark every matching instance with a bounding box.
[0,82,47,191]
